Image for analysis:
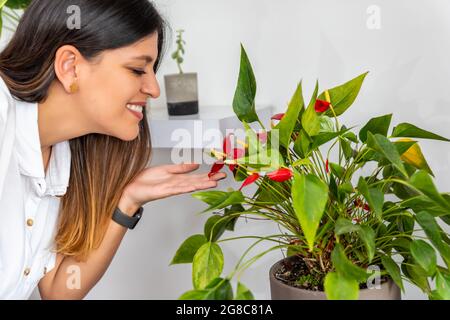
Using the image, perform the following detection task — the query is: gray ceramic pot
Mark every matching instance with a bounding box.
[269,256,401,300]
[164,72,199,116]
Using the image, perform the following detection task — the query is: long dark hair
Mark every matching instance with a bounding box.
[0,0,167,260]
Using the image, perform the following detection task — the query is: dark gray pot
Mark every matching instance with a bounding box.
[164,72,199,116]
[269,256,401,300]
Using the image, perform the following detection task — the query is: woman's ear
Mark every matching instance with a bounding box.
[54,45,82,94]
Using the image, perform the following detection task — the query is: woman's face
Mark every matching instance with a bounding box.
[77,32,160,141]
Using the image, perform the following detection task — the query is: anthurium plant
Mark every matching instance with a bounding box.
[170,44,450,300]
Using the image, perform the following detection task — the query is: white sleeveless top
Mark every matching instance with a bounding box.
[0,77,71,299]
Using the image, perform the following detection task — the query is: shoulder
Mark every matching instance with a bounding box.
[0,75,14,124]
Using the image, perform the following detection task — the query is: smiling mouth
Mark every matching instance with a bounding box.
[126,104,144,113]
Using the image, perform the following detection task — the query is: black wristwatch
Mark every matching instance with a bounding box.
[112,206,144,230]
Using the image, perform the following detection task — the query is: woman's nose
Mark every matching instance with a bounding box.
[142,73,160,99]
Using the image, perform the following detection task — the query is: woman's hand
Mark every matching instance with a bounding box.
[118,163,226,215]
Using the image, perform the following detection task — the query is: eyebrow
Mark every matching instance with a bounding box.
[131,55,154,64]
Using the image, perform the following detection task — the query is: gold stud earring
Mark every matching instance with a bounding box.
[70,80,79,94]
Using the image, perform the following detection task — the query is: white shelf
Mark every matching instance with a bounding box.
[147,105,273,149]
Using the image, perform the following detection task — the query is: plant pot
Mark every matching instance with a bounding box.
[164,72,199,116]
[269,255,401,300]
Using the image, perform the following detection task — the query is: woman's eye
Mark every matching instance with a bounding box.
[131,69,147,76]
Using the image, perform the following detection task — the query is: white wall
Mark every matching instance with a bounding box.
[14,0,450,299]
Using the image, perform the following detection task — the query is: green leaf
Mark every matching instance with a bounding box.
[339,137,353,160]
[301,81,320,136]
[171,234,207,265]
[359,114,392,143]
[381,255,404,292]
[310,127,351,149]
[366,132,407,177]
[224,204,244,231]
[435,270,450,300]
[292,173,329,251]
[329,163,345,179]
[293,129,312,158]
[192,242,224,289]
[0,0,7,10]
[318,72,369,116]
[235,282,255,300]
[357,177,384,219]
[192,191,245,213]
[178,289,210,300]
[232,44,259,123]
[410,240,437,276]
[204,278,234,300]
[319,115,335,133]
[401,195,449,217]
[334,219,375,262]
[335,218,360,235]
[4,0,32,9]
[344,131,359,143]
[401,259,430,292]
[409,170,450,211]
[358,225,376,263]
[331,244,368,282]
[204,215,231,242]
[275,82,304,148]
[416,211,450,268]
[392,123,450,142]
[324,272,359,300]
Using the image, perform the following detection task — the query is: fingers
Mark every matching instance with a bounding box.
[208,172,227,181]
[165,163,200,174]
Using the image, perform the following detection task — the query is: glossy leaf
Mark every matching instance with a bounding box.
[192,242,224,289]
[392,123,450,142]
[409,170,450,211]
[318,72,369,116]
[232,44,259,123]
[275,82,304,148]
[324,272,359,300]
[381,255,404,292]
[331,244,368,282]
[292,173,329,251]
[171,234,207,265]
[367,132,407,177]
[410,240,437,276]
[416,211,450,268]
[301,81,320,136]
[192,191,245,213]
[359,114,392,143]
[235,282,255,300]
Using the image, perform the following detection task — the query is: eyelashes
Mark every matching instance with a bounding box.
[131,69,147,76]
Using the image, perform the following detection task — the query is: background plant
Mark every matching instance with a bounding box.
[170,44,450,300]
[171,29,186,74]
[0,0,31,37]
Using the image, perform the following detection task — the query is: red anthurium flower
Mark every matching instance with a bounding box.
[266,168,293,182]
[228,148,245,171]
[208,161,225,178]
[239,173,260,191]
[271,113,285,121]
[223,134,233,156]
[325,159,329,173]
[315,99,331,113]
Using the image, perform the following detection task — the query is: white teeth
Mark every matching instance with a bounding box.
[126,104,143,113]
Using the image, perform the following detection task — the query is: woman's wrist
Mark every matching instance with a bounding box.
[117,195,141,217]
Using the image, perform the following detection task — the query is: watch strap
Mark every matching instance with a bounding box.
[112,206,143,230]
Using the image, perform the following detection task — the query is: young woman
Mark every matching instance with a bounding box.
[0,0,226,299]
